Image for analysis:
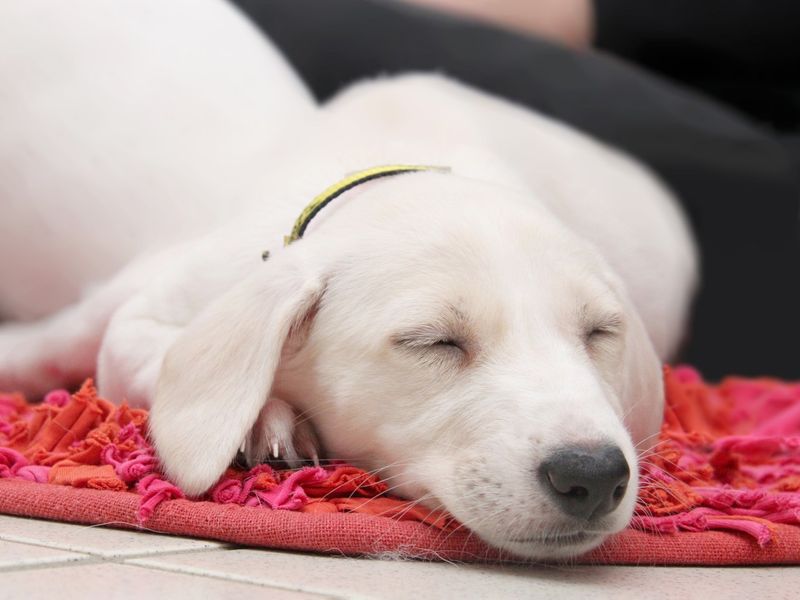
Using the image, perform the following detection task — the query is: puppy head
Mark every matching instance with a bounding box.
[151,173,663,560]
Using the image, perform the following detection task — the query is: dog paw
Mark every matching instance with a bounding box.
[0,319,98,397]
[0,324,58,397]
[243,397,320,468]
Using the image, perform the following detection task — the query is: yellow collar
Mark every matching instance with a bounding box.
[283,164,449,246]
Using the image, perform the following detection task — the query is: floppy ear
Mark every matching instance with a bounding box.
[148,257,324,496]
[619,309,664,453]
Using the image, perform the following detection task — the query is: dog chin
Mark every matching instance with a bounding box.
[491,530,609,561]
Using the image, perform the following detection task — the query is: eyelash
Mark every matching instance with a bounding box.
[587,326,614,338]
[584,323,621,348]
[395,337,463,350]
[430,339,462,350]
[393,335,466,364]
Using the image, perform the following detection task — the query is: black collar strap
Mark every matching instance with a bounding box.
[282,164,450,246]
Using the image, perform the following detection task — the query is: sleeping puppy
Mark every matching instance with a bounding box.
[0,0,697,559]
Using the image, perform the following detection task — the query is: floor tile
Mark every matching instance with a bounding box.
[0,514,225,558]
[131,548,800,600]
[0,539,90,570]
[1,562,330,600]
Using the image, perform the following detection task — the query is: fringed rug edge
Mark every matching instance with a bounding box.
[2,479,798,565]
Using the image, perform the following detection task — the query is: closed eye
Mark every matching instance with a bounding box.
[393,335,465,352]
[391,325,468,365]
[584,314,623,345]
[432,339,461,349]
[586,325,617,340]
[391,305,471,363]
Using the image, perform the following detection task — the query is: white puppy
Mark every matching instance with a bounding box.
[0,0,697,559]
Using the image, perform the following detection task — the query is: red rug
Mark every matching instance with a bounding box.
[2,366,799,565]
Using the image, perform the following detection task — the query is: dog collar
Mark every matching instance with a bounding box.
[282,164,450,247]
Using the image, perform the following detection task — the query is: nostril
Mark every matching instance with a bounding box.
[547,470,590,499]
[566,486,588,499]
[539,444,631,520]
[546,471,589,498]
[613,483,627,501]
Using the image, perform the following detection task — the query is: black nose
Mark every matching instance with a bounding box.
[539,445,630,520]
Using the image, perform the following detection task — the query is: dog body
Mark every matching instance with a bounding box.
[0,1,697,560]
[0,0,315,320]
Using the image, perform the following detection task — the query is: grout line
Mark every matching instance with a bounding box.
[0,544,246,575]
[0,534,233,560]
[0,555,101,574]
[102,544,240,561]
[121,559,350,600]
[0,546,235,572]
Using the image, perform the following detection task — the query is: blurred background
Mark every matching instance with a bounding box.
[229,0,799,379]
[2,0,798,381]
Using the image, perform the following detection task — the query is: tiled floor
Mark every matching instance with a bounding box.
[0,515,797,600]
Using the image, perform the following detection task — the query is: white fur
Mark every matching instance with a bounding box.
[0,1,697,560]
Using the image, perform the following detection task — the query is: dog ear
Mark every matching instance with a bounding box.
[148,254,324,496]
[618,309,664,454]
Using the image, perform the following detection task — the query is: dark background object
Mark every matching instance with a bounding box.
[232,0,800,379]
[594,0,800,183]
[594,0,800,134]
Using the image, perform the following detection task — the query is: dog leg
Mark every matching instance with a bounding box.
[96,294,183,408]
[0,274,141,397]
[0,248,173,397]
[0,310,101,396]
[243,397,320,468]
[95,238,259,408]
